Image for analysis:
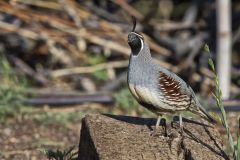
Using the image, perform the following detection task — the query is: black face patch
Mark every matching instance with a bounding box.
[128,33,143,55]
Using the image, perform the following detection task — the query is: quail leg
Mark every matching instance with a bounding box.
[155,115,161,129]
[179,113,183,134]
[151,115,167,137]
[150,115,162,137]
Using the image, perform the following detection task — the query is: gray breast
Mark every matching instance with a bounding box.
[127,56,166,108]
[127,55,157,88]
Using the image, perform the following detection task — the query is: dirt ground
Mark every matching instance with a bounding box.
[0,106,238,160]
[0,105,84,160]
[0,118,81,160]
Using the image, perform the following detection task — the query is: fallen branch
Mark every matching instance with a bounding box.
[49,60,129,78]
[24,94,114,106]
[9,55,49,85]
[113,0,144,20]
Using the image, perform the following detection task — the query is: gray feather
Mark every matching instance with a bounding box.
[127,39,216,123]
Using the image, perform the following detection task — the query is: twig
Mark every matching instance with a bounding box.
[177,34,205,70]
[100,71,127,92]
[0,21,40,39]
[155,21,205,31]
[113,0,144,20]
[85,2,121,22]
[0,1,171,58]
[232,25,240,45]
[9,55,49,85]
[46,39,73,66]
[0,1,76,27]
[49,60,129,78]
[12,0,62,10]
[59,0,82,27]
[24,94,114,106]
[0,21,74,66]
[143,33,171,57]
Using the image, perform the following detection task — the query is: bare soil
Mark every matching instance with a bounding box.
[0,117,81,160]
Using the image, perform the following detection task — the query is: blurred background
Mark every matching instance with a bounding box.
[0,0,239,159]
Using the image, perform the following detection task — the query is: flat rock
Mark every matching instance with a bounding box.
[78,114,229,160]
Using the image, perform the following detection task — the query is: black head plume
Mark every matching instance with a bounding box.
[131,16,136,32]
[128,16,144,55]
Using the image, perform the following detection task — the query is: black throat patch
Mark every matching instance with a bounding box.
[128,33,142,55]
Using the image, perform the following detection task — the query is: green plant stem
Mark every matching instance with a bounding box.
[237,117,240,160]
[204,44,235,157]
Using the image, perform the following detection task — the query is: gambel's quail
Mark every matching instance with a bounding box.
[127,17,215,129]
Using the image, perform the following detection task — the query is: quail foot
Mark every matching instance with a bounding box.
[127,17,216,133]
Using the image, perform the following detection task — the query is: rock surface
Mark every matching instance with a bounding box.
[78,114,229,160]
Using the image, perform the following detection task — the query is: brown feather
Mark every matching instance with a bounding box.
[159,72,188,102]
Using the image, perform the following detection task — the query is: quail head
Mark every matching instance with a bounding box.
[127,17,216,129]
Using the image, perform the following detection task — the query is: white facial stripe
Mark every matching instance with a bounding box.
[129,32,144,56]
[131,32,144,39]
[140,38,144,51]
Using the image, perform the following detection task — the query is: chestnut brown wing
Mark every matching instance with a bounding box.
[159,72,191,108]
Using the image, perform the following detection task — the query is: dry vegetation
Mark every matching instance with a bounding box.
[0,0,239,159]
